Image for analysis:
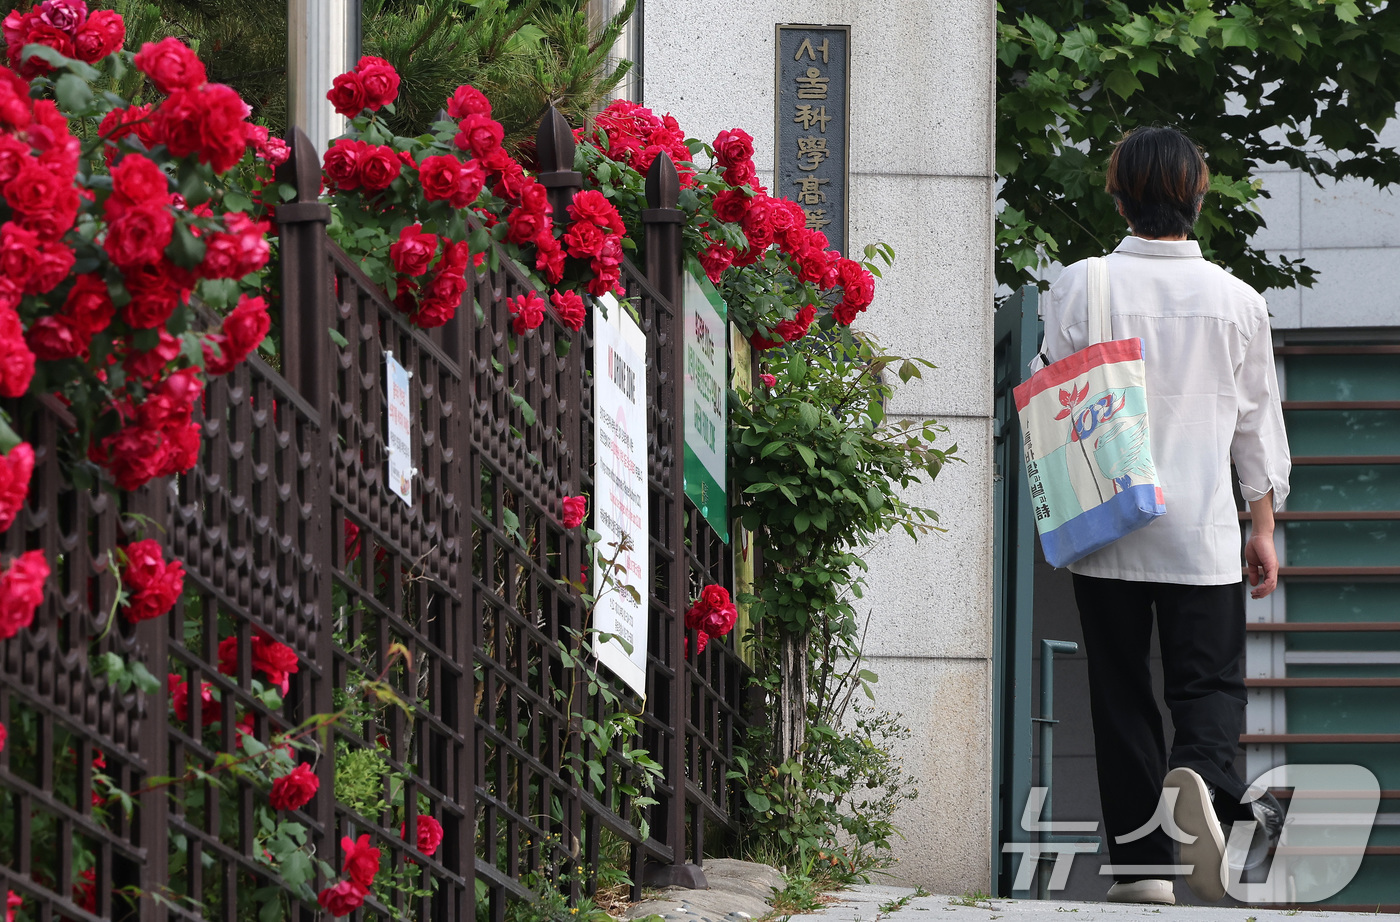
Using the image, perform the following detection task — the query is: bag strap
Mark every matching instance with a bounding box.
[1086,256,1112,345]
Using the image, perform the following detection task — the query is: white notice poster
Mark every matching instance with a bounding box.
[386,352,413,506]
[591,298,649,695]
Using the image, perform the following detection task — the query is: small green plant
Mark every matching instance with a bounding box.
[948,889,995,909]
[769,871,824,914]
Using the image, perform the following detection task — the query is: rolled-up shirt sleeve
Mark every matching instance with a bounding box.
[1231,312,1291,509]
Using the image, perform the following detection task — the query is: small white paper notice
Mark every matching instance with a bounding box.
[386,352,413,506]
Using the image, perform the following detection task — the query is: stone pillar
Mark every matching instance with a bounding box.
[287,0,349,154]
[643,0,997,894]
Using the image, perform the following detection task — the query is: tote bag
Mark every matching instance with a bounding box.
[1013,257,1165,568]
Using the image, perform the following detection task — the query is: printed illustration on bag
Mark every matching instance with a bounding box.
[1054,382,1154,505]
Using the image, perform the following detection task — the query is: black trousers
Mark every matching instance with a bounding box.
[1072,574,1250,876]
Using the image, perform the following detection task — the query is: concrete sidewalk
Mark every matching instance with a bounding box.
[784,885,1348,921]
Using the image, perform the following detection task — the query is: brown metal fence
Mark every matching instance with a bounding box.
[0,110,750,921]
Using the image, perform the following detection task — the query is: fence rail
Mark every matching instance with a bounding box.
[0,110,750,921]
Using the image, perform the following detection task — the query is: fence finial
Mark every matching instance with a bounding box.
[645,151,680,212]
[279,127,323,205]
[536,104,576,174]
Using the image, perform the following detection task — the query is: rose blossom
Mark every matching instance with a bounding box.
[5,890,18,922]
[269,763,319,811]
[561,495,587,529]
[168,673,217,726]
[73,9,123,63]
[134,37,207,94]
[447,84,491,119]
[26,317,82,359]
[0,721,6,752]
[698,242,735,284]
[567,189,624,234]
[506,292,545,335]
[549,290,585,331]
[354,56,400,109]
[389,224,439,277]
[155,83,252,175]
[120,539,184,623]
[454,113,504,159]
[326,70,366,119]
[0,443,32,533]
[0,550,48,640]
[0,307,35,397]
[713,128,755,168]
[418,155,462,202]
[104,204,174,271]
[323,138,364,190]
[317,880,366,917]
[562,221,606,259]
[356,144,400,192]
[759,373,777,388]
[0,71,30,130]
[38,1,87,36]
[341,834,381,890]
[402,815,445,857]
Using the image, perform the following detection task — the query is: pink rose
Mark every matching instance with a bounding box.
[561,494,587,529]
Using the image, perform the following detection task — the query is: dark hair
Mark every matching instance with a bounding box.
[1105,126,1209,239]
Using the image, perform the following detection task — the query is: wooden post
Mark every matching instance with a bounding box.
[640,152,706,890]
[536,105,584,218]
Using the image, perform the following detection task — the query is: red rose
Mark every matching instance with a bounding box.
[0,721,7,752]
[507,292,546,335]
[535,234,564,283]
[121,539,167,592]
[562,221,606,259]
[837,258,875,311]
[355,144,400,193]
[95,424,163,490]
[699,242,735,284]
[454,113,504,159]
[561,494,587,529]
[168,673,218,726]
[4,160,65,217]
[0,550,47,640]
[713,128,755,168]
[5,889,17,922]
[137,367,202,431]
[389,224,439,277]
[492,160,528,200]
[418,155,461,202]
[341,834,381,890]
[218,294,270,365]
[0,68,30,128]
[0,443,33,533]
[322,138,364,190]
[250,632,299,694]
[121,327,181,382]
[326,70,366,119]
[768,199,803,241]
[155,83,251,175]
[411,268,467,329]
[699,584,729,613]
[723,159,756,187]
[354,56,400,109]
[0,308,34,397]
[403,815,444,857]
[451,159,486,209]
[29,243,74,296]
[105,204,174,270]
[759,373,777,388]
[0,222,38,291]
[269,763,319,812]
[107,153,169,219]
[518,180,550,214]
[62,274,114,336]
[549,290,585,331]
[97,104,157,160]
[699,599,738,638]
[447,84,491,119]
[17,185,79,244]
[567,190,624,234]
[124,557,183,622]
[26,316,82,359]
[317,880,366,917]
[73,10,124,63]
[506,206,547,245]
[711,189,750,224]
[16,23,73,77]
[134,37,206,94]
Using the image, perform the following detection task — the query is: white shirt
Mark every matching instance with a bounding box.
[1036,236,1291,585]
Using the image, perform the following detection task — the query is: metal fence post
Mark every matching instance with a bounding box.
[639,152,705,889]
[272,127,338,878]
[537,105,584,219]
[1036,638,1080,899]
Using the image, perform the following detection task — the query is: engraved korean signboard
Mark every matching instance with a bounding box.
[775,24,850,256]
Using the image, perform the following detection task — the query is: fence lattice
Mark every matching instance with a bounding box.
[0,111,750,922]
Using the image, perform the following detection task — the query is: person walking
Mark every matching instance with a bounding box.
[1035,126,1289,906]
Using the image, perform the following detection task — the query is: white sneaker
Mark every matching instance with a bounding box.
[1106,879,1175,905]
[1164,766,1227,901]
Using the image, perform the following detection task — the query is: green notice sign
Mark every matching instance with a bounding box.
[682,263,728,542]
